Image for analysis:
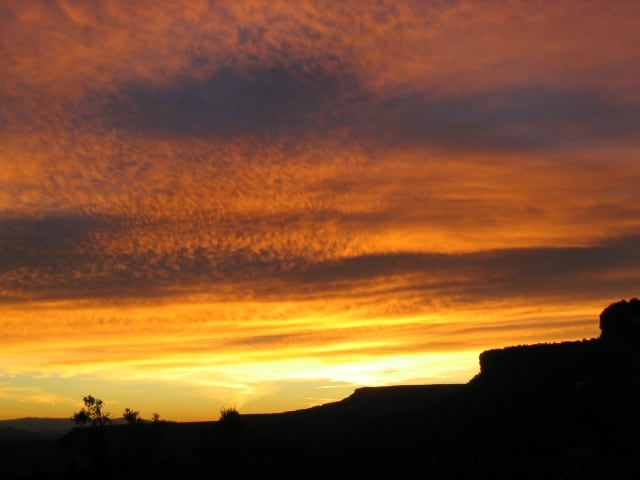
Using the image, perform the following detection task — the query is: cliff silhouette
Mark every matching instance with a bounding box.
[2,299,639,479]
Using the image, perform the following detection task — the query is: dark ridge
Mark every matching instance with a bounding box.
[0,417,76,437]
[240,384,465,440]
[0,426,59,442]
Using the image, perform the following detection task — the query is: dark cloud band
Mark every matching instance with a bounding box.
[2,212,638,304]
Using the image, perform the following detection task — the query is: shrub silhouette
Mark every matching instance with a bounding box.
[122,408,142,424]
[216,406,244,444]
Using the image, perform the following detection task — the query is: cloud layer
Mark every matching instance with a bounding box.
[1,0,639,419]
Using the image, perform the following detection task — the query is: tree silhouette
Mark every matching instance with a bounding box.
[69,395,113,478]
[72,395,112,427]
[122,408,142,424]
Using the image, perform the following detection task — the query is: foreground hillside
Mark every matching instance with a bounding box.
[1,298,639,479]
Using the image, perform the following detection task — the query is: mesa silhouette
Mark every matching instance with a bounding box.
[1,298,639,479]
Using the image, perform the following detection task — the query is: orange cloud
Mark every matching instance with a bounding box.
[1,0,639,419]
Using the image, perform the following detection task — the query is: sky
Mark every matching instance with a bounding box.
[1,0,640,422]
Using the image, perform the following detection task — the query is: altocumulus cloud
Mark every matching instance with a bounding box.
[2,205,639,307]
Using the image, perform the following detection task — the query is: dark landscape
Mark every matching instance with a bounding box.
[2,298,639,479]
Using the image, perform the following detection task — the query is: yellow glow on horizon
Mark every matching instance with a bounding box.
[0,293,604,420]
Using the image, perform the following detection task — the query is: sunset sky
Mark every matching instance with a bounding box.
[1,0,640,421]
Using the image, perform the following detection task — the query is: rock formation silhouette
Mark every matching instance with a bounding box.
[599,298,640,344]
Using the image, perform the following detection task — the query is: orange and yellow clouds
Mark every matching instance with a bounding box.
[1,0,639,419]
